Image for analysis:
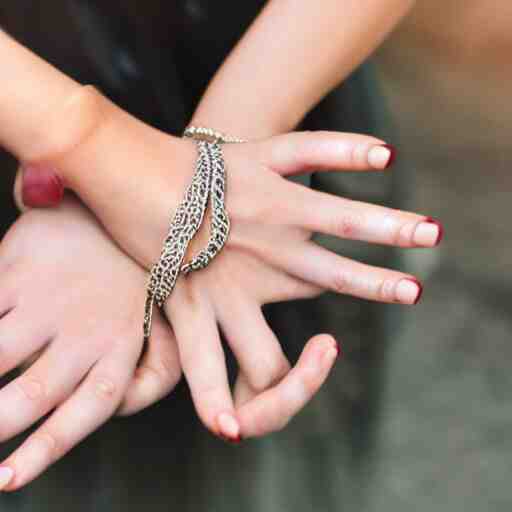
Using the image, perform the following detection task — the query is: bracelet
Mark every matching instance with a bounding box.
[180,141,230,274]
[181,125,245,273]
[143,127,244,341]
[183,125,247,144]
[143,140,212,341]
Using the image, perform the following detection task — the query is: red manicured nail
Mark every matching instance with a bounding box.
[219,433,243,445]
[381,144,397,169]
[425,217,444,245]
[408,278,424,305]
[21,165,64,207]
[335,341,343,359]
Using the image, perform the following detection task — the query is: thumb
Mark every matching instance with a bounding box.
[19,164,64,208]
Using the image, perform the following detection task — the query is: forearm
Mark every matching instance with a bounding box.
[191,0,415,138]
[0,29,81,161]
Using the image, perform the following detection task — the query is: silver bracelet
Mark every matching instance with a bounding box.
[143,127,243,341]
[183,125,247,144]
[143,140,212,341]
[180,141,230,274]
[180,125,245,274]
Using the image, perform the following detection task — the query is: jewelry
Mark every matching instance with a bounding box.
[184,125,247,144]
[181,142,230,274]
[143,127,244,341]
[181,126,245,273]
[143,140,212,341]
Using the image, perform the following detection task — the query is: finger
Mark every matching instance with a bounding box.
[0,338,139,491]
[166,283,239,442]
[0,337,97,443]
[0,308,52,377]
[233,373,255,407]
[237,334,339,438]
[285,182,444,248]
[268,241,423,306]
[263,130,395,176]
[217,299,290,394]
[19,164,64,208]
[117,313,181,416]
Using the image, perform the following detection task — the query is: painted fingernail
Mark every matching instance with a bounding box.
[0,467,13,491]
[217,412,241,441]
[21,165,64,208]
[395,278,423,305]
[367,144,396,170]
[223,433,243,445]
[413,218,444,246]
[322,346,339,368]
[335,341,343,359]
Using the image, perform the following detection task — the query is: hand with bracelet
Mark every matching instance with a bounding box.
[0,0,439,491]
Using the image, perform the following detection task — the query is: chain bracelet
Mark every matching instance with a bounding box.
[143,127,244,341]
[143,140,212,341]
[180,142,230,274]
[181,126,245,273]
[183,125,247,144]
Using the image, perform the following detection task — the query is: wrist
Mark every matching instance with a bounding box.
[31,86,188,193]
[189,106,294,141]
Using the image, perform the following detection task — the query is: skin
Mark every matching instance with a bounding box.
[0,0,437,490]
[0,199,338,489]
[2,124,440,491]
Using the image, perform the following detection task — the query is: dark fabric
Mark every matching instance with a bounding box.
[0,2,404,510]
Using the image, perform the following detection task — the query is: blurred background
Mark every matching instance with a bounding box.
[368,2,512,509]
[0,1,511,511]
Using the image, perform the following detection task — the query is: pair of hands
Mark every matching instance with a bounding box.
[0,88,442,491]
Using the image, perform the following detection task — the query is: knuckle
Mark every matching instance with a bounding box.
[250,357,290,393]
[377,279,396,302]
[395,222,415,247]
[332,270,352,294]
[30,431,60,460]
[16,375,46,402]
[348,140,359,166]
[139,358,181,389]
[92,376,118,401]
[332,211,364,239]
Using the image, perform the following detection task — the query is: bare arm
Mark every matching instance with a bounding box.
[0,29,80,161]
[191,0,415,138]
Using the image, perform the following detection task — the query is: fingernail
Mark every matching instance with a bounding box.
[367,144,396,170]
[322,346,339,368]
[413,218,444,246]
[217,412,241,441]
[21,165,64,208]
[222,433,243,445]
[335,341,343,359]
[395,278,423,305]
[0,467,13,491]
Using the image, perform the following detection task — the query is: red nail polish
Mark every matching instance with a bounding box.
[21,165,64,207]
[425,217,444,245]
[381,144,397,169]
[218,433,243,445]
[335,341,343,359]
[406,278,424,305]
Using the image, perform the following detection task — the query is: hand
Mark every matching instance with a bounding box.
[0,199,181,490]
[0,196,344,490]
[22,99,443,444]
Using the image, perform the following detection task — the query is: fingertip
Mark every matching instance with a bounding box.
[216,412,242,443]
[312,334,339,369]
[367,144,397,170]
[21,165,64,208]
